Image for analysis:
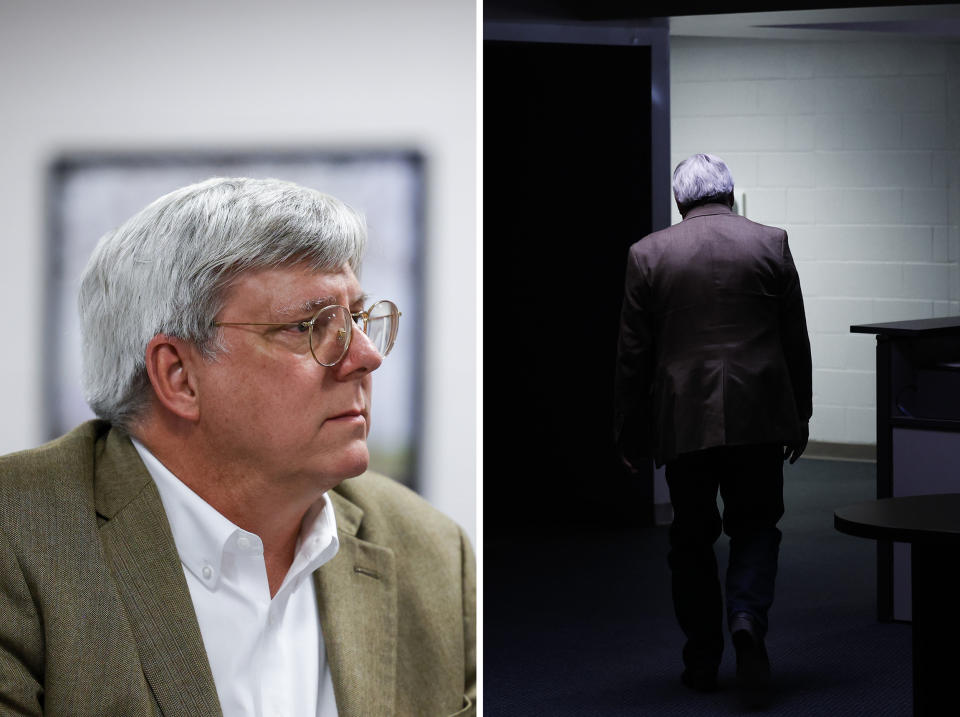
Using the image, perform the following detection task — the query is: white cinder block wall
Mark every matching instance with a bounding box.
[670,36,960,446]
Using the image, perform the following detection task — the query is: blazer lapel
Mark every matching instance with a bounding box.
[94,428,222,717]
[316,490,398,717]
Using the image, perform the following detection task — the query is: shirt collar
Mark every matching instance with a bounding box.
[286,492,340,592]
[131,438,339,594]
[682,202,735,220]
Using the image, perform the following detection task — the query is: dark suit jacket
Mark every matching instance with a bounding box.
[0,420,475,716]
[615,203,812,467]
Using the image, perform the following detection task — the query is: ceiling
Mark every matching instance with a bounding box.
[484,2,960,40]
[670,4,960,40]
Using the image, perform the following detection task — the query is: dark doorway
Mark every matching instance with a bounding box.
[484,39,655,533]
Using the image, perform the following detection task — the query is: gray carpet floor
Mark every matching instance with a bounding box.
[484,457,913,715]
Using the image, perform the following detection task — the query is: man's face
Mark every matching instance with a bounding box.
[194,263,382,489]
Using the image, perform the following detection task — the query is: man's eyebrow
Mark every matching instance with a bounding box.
[272,296,337,318]
[351,293,371,308]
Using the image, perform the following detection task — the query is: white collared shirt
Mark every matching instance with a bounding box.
[132,439,340,717]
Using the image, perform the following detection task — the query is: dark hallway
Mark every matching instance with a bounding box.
[484,458,912,715]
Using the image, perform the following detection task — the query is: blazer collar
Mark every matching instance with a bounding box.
[94,425,223,716]
[682,202,735,220]
[317,485,399,717]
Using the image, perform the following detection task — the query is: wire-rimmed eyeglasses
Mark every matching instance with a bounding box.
[214,299,401,367]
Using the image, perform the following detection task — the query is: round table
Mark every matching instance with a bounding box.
[835,494,960,716]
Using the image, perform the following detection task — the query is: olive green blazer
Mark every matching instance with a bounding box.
[0,421,475,716]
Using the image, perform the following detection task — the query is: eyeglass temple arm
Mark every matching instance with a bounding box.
[215,307,400,328]
[213,321,301,327]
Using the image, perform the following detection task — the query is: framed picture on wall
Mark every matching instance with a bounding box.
[45,149,424,490]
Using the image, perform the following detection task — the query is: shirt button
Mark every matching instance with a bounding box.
[201,565,214,580]
[237,535,251,550]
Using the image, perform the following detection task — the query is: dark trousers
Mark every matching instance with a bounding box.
[665,443,784,670]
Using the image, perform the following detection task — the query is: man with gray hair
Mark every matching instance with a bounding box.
[0,177,475,716]
[615,154,811,707]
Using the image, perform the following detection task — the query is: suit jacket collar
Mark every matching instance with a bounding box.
[317,489,399,717]
[682,202,735,220]
[92,423,398,717]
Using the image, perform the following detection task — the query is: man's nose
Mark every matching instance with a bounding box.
[337,324,383,375]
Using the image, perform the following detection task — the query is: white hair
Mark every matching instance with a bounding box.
[78,176,367,430]
[672,153,735,216]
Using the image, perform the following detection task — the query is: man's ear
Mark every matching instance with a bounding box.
[144,335,201,422]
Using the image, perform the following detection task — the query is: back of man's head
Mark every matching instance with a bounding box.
[78,177,367,432]
[672,153,735,217]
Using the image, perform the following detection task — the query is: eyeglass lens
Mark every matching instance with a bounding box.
[310,301,399,366]
[310,306,352,366]
[364,300,400,358]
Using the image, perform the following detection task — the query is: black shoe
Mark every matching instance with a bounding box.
[732,618,770,708]
[681,666,719,693]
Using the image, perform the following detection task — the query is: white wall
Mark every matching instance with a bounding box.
[0,0,476,543]
[670,36,960,445]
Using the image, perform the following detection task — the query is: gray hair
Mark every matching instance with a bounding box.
[79,177,367,430]
[672,153,735,216]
